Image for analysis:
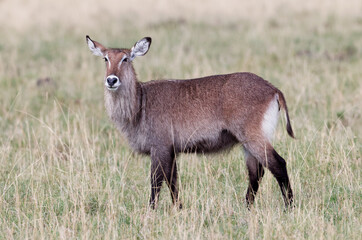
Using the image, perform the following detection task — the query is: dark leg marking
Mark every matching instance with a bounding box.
[244,149,265,207]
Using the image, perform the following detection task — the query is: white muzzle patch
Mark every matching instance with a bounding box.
[105,75,121,91]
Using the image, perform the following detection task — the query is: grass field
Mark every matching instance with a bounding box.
[0,0,361,239]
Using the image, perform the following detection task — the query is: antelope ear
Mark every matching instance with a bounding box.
[130,37,152,61]
[86,35,106,57]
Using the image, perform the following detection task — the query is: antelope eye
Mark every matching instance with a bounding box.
[123,58,128,63]
[104,57,108,62]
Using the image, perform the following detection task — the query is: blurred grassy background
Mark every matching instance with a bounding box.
[0,0,361,239]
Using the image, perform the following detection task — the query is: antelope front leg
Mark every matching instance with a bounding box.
[149,155,164,209]
[166,153,182,209]
[149,147,182,209]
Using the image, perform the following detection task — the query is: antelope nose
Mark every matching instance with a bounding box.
[106,76,118,87]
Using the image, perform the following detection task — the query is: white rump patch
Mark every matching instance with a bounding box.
[262,96,280,142]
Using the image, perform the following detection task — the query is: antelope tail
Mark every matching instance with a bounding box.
[277,91,295,138]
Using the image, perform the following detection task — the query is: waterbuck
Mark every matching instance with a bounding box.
[86,36,295,209]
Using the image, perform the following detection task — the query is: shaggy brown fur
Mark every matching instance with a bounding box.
[86,36,295,209]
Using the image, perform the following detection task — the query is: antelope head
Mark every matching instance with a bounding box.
[86,36,152,91]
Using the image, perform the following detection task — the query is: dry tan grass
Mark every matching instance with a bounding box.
[1,0,362,31]
[0,0,361,239]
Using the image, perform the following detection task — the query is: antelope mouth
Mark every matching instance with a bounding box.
[106,86,119,91]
